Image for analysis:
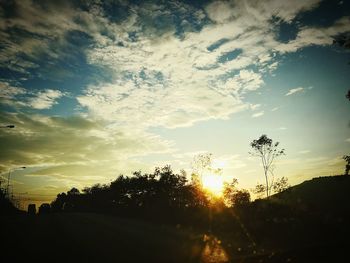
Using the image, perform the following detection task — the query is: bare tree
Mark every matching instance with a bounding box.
[249,135,285,198]
[192,153,212,184]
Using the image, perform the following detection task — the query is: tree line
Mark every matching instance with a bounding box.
[51,165,212,224]
[50,135,292,222]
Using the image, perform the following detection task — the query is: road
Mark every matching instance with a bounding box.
[1,213,223,263]
[1,212,347,263]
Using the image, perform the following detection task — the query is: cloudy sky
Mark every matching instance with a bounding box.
[0,0,349,205]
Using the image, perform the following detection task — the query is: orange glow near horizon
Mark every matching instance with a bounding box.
[202,174,224,197]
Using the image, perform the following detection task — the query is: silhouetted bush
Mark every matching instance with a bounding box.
[27,204,36,215]
[38,203,51,214]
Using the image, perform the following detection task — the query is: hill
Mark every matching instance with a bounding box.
[272,174,350,216]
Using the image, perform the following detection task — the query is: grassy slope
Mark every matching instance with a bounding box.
[273,174,350,215]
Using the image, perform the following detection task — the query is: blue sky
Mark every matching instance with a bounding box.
[0,0,349,205]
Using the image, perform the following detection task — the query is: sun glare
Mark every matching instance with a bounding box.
[202,174,224,196]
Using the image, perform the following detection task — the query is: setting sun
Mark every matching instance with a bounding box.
[202,174,224,196]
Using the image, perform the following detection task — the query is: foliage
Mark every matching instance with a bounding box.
[249,134,285,197]
[191,153,213,183]
[273,176,290,193]
[253,176,290,198]
[223,179,250,208]
[51,166,211,224]
[252,183,266,199]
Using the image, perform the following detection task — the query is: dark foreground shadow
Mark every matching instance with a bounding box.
[1,212,348,263]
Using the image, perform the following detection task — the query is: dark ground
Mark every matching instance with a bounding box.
[1,212,348,263]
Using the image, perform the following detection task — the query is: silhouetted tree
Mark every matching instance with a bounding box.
[273,176,290,193]
[343,155,350,176]
[38,203,51,214]
[67,187,80,196]
[232,190,251,207]
[252,183,266,199]
[51,192,67,211]
[192,153,212,184]
[27,204,36,215]
[249,135,285,197]
[223,178,238,206]
[49,165,214,225]
[333,34,350,100]
[223,179,250,208]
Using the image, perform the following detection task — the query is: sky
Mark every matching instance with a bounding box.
[0,0,349,207]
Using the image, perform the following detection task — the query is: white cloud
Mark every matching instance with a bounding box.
[205,0,321,24]
[77,79,247,129]
[276,16,350,53]
[205,1,235,23]
[271,107,279,111]
[299,150,311,154]
[346,138,350,143]
[0,83,66,110]
[0,81,26,99]
[285,87,304,96]
[1,0,347,130]
[2,0,349,200]
[78,0,346,130]
[28,89,65,110]
[250,104,261,110]
[252,111,264,118]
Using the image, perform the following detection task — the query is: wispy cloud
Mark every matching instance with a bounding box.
[0,82,26,99]
[28,89,65,110]
[1,0,348,130]
[0,84,65,110]
[1,0,349,193]
[285,87,304,96]
[250,104,261,110]
[252,111,264,118]
[0,112,173,183]
[346,138,350,143]
[276,16,350,53]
